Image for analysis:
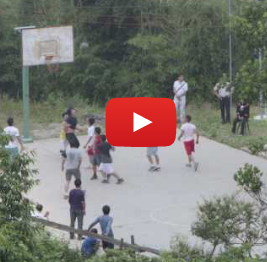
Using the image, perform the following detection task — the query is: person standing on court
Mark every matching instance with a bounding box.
[88,205,114,250]
[69,178,86,240]
[213,75,234,124]
[64,107,84,148]
[4,117,24,158]
[173,74,188,123]
[62,137,82,198]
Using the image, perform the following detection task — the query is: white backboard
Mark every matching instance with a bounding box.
[22,26,74,66]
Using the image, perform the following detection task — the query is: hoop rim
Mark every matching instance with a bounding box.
[44,55,60,73]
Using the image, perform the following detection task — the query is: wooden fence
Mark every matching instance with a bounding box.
[32,217,161,256]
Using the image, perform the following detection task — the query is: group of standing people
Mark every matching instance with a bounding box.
[58,108,124,257]
[68,177,116,257]
[213,78,250,136]
[60,107,124,198]
[172,72,250,137]
[1,72,251,258]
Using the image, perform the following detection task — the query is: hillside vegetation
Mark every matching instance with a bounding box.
[1,0,267,104]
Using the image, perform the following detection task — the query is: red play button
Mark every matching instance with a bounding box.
[106,98,176,147]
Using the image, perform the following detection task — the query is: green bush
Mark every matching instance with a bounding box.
[248,138,267,155]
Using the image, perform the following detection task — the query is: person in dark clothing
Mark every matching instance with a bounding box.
[81,228,100,258]
[88,205,114,250]
[232,101,250,136]
[98,135,124,184]
[213,76,234,124]
[69,178,86,240]
[64,107,84,148]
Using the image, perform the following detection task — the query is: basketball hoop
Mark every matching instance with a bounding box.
[45,55,60,73]
[22,26,74,67]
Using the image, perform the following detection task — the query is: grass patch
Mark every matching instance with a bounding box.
[187,103,267,151]
[1,96,266,152]
[0,95,105,139]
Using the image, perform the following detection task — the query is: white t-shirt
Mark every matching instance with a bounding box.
[31,211,48,220]
[87,125,95,146]
[173,81,188,98]
[4,126,20,148]
[181,123,196,142]
[65,148,82,170]
[214,82,231,98]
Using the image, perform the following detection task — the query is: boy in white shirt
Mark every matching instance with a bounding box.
[84,118,95,168]
[178,115,199,171]
[4,117,24,158]
[84,118,96,149]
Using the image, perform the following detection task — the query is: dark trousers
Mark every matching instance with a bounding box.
[219,96,231,123]
[102,240,115,250]
[70,209,84,239]
[66,133,80,148]
[232,117,247,135]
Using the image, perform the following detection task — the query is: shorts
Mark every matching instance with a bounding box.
[89,155,101,166]
[65,169,81,181]
[147,147,158,156]
[66,133,80,148]
[6,147,19,159]
[102,240,114,250]
[99,163,114,175]
[184,140,195,155]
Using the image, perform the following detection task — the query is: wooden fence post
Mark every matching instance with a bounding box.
[31,217,161,255]
[120,238,124,250]
[131,235,135,245]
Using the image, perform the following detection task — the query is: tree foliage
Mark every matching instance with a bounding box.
[0,131,87,262]
[233,0,267,101]
[192,164,267,259]
[0,0,255,104]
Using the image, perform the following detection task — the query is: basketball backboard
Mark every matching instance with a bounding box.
[22,26,74,66]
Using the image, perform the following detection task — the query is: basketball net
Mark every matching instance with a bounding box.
[45,55,60,73]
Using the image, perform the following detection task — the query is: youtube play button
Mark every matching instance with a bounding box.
[133,113,152,132]
[106,98,176,147]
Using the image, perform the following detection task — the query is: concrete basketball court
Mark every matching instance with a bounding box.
[27,134,267,251]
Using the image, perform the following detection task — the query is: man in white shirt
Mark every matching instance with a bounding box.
[213,78,234,124]
[173,74,188,123]
[178,115,199,171]
[4,117,24,158]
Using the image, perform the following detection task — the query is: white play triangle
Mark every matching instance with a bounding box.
[133,112,152,132]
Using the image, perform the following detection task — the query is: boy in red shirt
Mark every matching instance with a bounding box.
[178,115,200,171]
[87,127,102,180]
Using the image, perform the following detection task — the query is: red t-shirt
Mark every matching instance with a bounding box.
[88,135,101,156]
[94,135,101,155]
